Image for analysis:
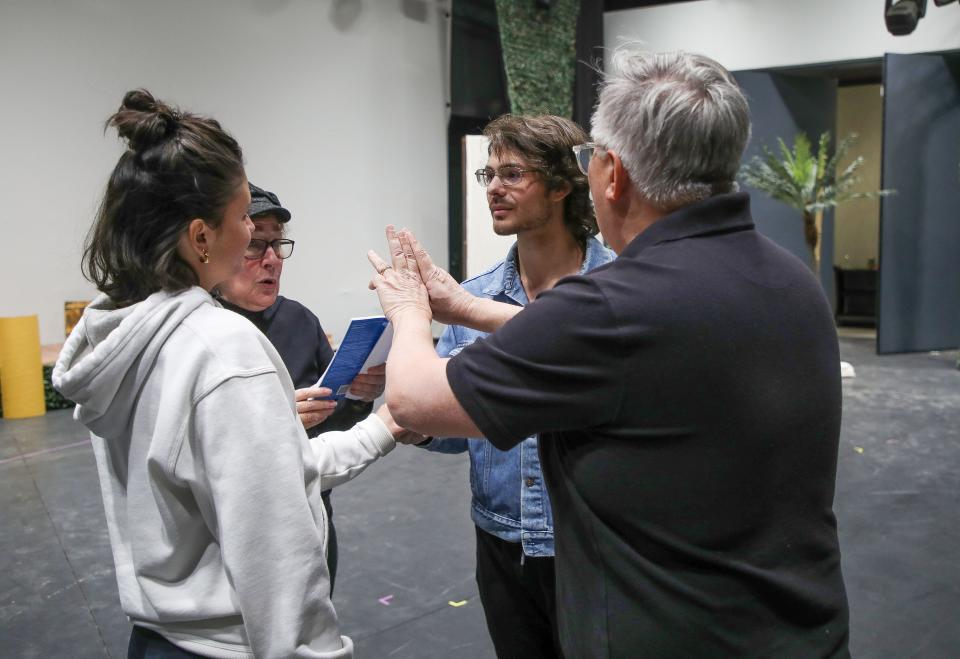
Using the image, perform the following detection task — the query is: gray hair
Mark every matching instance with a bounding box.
[591,49,751,210]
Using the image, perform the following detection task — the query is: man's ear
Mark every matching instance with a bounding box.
[549,179,573,203]
[605,150,631,202]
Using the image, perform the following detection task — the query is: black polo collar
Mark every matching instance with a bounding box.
[619,192,755,259]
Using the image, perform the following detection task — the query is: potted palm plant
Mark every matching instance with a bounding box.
[739,131,895,280]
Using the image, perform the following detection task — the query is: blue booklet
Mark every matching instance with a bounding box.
[315,316,392,400]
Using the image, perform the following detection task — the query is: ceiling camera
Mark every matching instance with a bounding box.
[885,0,927,35]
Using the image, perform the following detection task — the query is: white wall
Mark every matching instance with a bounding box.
[605,0,960,72]
[0,0,448,345]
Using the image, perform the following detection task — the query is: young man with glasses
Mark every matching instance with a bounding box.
[419,114,614,659]
[217,183,385,592]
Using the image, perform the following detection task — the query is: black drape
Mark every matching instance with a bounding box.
[573,0,604,130]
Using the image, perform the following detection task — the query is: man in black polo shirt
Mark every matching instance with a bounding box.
[370,50,849,658]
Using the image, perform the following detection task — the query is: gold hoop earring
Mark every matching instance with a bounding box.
[199,250,210,264]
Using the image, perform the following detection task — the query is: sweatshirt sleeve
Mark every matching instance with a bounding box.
[192,372,353,659]
[309,414,396,490]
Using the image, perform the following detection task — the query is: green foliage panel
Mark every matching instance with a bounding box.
[43,365,74,411]
[495,0,579,118]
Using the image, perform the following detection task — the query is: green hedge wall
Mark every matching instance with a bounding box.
[43,365,74,411]
[495,0,579,118]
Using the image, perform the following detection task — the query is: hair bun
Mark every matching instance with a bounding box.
[108,88,180,152]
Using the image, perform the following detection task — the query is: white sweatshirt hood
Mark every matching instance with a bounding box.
[53,287,211,437]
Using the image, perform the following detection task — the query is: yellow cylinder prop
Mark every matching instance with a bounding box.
[0,315,46,419]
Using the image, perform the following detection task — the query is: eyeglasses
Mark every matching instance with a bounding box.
[245,238,295,260]
[571,142,605,175]
[475,165,539,188]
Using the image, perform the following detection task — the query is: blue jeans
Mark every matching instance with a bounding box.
[128,626,206,658]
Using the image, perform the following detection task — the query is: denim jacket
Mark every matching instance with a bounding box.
[428,236,616,556]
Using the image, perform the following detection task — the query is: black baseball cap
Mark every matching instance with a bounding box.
[247,183,292,223]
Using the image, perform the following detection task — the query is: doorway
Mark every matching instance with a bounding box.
[735,53,960,354]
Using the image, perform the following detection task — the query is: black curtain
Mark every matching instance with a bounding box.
[574,0,604,130]
[448,0,509,280]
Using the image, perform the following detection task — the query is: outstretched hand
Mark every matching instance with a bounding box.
[367,225,431,322]
[400,229,477,326]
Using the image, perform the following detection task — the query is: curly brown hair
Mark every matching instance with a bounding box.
[483,114,598,247]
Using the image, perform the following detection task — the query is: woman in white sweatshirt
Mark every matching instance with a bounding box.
[53,89,399,659]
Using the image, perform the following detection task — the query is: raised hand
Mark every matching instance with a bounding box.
[400,229,478,326]
[367,225,431,322]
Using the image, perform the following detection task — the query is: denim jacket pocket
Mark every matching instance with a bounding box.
[469,440,522,528]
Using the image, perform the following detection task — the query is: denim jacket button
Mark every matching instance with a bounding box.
[525,477,536,487]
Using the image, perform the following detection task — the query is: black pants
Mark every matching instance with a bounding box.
[475,526,564,659]
[128,626,207,658]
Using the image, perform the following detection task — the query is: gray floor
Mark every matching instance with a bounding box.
[1,336,958,658]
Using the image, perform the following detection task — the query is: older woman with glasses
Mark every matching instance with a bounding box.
[217,183,386,592]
